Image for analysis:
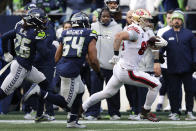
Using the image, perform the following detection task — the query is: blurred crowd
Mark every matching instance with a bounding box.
[0,0,196,122]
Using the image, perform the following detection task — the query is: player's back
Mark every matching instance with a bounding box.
[57,27,97,78]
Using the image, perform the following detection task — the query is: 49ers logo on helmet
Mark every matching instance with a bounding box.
[136,10,144,16]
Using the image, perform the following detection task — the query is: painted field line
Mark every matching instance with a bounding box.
[0,120,196,125]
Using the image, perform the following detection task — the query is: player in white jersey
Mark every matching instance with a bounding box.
[82,9,168,122]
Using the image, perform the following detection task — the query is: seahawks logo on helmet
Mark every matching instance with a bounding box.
[70,12,90,28]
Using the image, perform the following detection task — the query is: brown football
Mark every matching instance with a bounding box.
[147,36,160,46]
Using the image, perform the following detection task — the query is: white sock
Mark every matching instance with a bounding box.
[157,95,164,104]
[144,88,159,110]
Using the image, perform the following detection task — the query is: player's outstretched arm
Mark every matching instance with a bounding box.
[55,43,63,63]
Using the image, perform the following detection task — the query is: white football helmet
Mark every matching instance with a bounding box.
[132,9,152,28]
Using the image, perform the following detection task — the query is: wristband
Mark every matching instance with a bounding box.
[154,59,160,63]
[114,51,119,56]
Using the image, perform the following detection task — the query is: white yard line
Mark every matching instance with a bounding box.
[0,120,196,125]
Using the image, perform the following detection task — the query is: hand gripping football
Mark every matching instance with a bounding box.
[147,36,161,50]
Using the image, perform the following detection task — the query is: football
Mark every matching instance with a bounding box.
[147,36,160,46]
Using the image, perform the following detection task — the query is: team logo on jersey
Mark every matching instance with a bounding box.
[168,37,174,40]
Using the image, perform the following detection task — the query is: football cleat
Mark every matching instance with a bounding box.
[35,114,50,123]
[110,115,121,120]
[141,107,160,122]
[67,121,86,128]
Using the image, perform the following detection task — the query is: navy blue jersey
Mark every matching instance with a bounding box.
[57,28,97,77]
[33,22,56,68]
[2,23,47,70]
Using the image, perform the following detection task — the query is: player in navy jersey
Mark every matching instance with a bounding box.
[54,11,101,128]
[0,8,70,112]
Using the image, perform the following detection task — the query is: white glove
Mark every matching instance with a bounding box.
[3,52,13,62]
[52,40,60,48]
[193,72,196,79]
[109,55,119,64]
[155,36,168,47]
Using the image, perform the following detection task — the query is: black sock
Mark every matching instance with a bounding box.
[71,93,83,114]
[40,90,70,112]
[67,114,78,123]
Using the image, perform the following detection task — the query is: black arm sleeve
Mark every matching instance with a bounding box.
[1,29,16,53]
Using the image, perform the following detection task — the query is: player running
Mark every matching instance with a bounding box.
[82,9,168,122]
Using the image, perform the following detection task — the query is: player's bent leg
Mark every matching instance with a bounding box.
[125,70,161,122]
[82,75,122,112]
[141,81,161,122]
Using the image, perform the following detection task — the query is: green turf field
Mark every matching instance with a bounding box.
[0,112,196,131]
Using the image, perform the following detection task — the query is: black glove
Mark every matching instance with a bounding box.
[96,71,104,80]
[192,63,196,72]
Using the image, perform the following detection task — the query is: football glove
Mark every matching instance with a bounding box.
[3,52,13,62]
[109,55,119,64]
[154,36,168,48]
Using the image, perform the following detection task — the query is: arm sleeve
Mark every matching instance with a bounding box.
[128,30,138,41]
[1,29,16,53]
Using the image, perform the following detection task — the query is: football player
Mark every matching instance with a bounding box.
[0,8,70,112]
[24,11,101,128]
[54,11,101,128]
[82,9,168,122]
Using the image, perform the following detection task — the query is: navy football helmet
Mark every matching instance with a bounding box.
[105,0,119,13]
[70,12,90,28]
[24,3,37,11]
[23,8,48,30]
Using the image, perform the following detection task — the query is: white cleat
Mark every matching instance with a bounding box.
[23,84,40,102]
[24,113,35,120]
[84,115,98,120]
[128,114,142,121]
[185,112,196,120]
[110,115,121,120]
[67,121,86,128]
[168,113,180,120]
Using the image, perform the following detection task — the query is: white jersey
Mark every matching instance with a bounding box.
[119,23,149,70]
